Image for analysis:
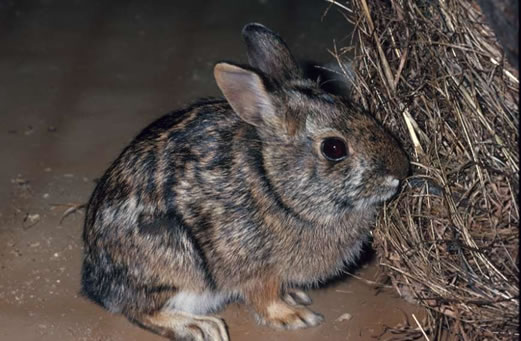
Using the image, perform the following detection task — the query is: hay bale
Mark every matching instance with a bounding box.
[328,0,519,339]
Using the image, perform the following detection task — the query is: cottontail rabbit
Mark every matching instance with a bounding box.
[81,23,409,341]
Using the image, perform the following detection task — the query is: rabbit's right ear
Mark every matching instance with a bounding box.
[214,62,276,128]
[242,23,302,82]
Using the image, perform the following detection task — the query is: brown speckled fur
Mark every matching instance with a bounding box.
[81,23,409,340]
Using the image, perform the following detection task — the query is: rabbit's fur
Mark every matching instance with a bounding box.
[81,23,409,340]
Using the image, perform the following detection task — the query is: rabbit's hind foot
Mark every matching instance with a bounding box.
[132,310,229,341]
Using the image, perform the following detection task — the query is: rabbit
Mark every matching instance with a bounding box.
[81,23,409,341]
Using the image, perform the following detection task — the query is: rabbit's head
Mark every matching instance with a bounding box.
[214,23,409,223]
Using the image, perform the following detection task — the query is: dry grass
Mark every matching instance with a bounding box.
[327,0,519,339]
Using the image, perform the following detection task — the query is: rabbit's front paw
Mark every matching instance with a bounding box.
[259,300,324,330]
[283,289,312,306]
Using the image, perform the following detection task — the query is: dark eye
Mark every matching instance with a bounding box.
[321,137,348,161]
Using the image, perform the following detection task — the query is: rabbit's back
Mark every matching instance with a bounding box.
[81,98,244,311]
[85,98,235,229]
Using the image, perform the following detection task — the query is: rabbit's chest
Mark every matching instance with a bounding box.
[281,217,372,284]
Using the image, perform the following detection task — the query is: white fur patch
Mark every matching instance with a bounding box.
[388,177,400,188]
[354,175,401,209]
[163,291,229,315]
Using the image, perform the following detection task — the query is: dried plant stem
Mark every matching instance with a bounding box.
[328,0,519,339]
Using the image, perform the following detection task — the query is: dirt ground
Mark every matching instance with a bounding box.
[0,1,425,340]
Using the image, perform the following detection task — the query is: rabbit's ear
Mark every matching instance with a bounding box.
[214,62,276,128]
[242,23,302,82]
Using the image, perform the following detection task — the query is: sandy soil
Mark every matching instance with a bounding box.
[0,1,424,340]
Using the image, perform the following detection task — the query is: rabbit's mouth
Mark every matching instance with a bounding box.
[354,176,402,210]
[376,176,403,201]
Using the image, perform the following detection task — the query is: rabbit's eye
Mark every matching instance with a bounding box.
[321,137,348,161]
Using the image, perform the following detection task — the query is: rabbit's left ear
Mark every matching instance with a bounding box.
[242,23,302,82]
[214,62,276,128]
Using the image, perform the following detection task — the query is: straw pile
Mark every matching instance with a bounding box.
[327,0,519,339]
